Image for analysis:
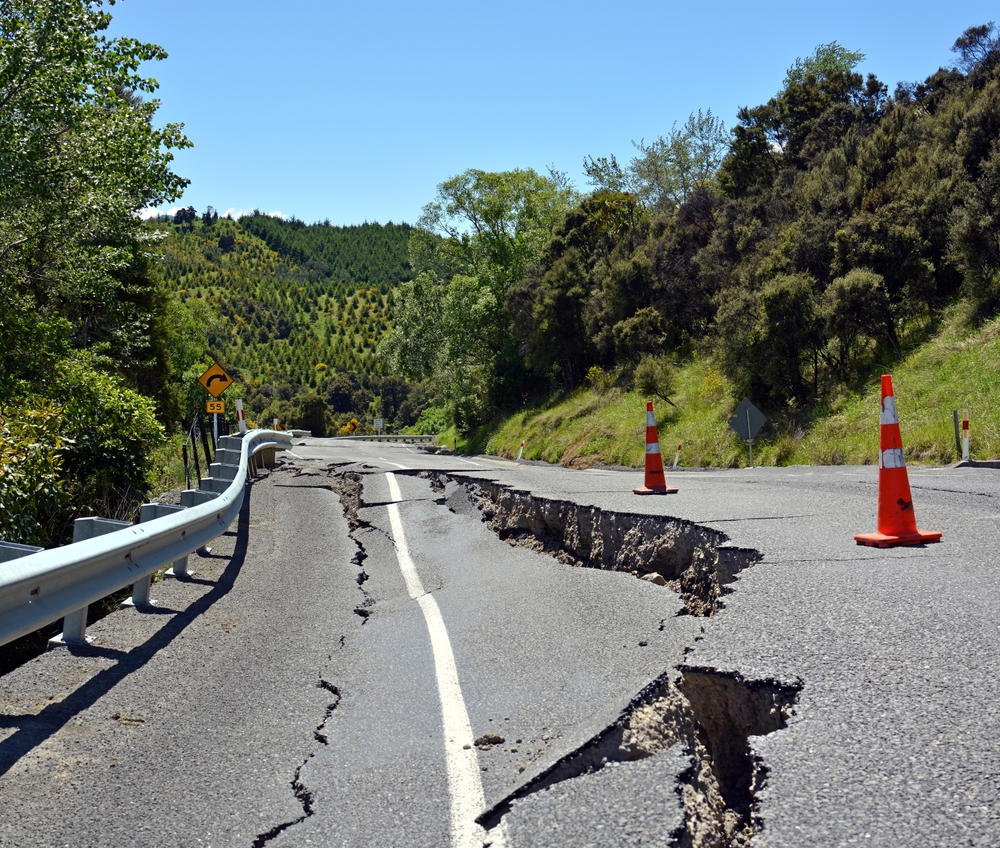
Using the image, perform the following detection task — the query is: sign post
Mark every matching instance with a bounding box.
[198,362,234,447]
[728,398,767,467]
[373,417,383,436]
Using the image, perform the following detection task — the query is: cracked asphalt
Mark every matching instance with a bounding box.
[1,439,999,847]
[0,470,357,847]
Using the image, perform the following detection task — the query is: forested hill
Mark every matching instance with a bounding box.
[382,25,1000,442]
[237,214,413,284]
[160,214,399,387]
[154,212,433,443]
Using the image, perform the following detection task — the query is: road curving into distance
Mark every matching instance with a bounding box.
[0,438,997,847]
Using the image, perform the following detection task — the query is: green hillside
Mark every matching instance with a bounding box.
[385,25,1000,471]
[162,216,394,383]
[156,213,430,434]
[238,213,413,284]
[475,302,1000,468]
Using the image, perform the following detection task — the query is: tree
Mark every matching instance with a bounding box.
[821,269,894,378]
[613,307,666,365]
[585,110,728,213]
[952,22,1000,81]
[0,0,189,537]
[383,168,575,424]
[0,0,190,385]
[174,206,197,226]
[719,41,883,182]
[294,392,329,437]
[783,42,866,87]
[411,167,575,287]
[714,274,822,406]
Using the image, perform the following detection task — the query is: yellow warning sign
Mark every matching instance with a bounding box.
[198,362,234,398]
[207,400,225,414]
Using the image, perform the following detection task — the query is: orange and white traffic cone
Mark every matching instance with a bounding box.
[634,401,678,495]
[854,375,942,547]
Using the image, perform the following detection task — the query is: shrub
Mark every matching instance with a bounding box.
[633,355,676,404]
[585,365,613,395]
[54,359,165,521]
[0,401,67,545]
[413,405,449,434]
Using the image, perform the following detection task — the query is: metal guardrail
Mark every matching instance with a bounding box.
[0,428,292,649]
[332,434,435,443]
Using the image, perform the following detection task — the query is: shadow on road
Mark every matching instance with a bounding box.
[0,491,253,777]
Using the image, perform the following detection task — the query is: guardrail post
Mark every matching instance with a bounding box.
[179,489,220,557]
[131,503,189,590]
[50,517,131,647]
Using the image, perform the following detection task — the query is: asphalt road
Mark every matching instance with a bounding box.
[0,439,998,847]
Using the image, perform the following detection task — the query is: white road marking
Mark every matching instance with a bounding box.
[385,473,505,848]
[379,457,410,469]
[284,451,305,459]
[452,457,483,467]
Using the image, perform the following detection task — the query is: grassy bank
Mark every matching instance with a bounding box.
[467,304,1000,469]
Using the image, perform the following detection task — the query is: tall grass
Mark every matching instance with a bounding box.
[468,304,1000,468]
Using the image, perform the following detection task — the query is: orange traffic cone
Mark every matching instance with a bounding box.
[855,375,942,547]
[634,401,678,495]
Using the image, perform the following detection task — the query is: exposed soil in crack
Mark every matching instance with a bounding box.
[480,668,801,848]
[326,472,377,619]
[407,473,759,617]
[253,679,342,846]
[323,466,801,845]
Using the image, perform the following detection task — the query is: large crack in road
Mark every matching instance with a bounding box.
[255,470,366,846]
[312,466,803,847]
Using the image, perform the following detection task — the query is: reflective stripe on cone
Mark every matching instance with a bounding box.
[855,375,941,547]
[634,401,678,495]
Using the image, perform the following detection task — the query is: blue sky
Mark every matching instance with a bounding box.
[107,0,998,226]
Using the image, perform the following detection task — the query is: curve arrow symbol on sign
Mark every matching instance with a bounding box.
[198,362,234,397]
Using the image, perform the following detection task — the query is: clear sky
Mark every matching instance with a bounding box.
[106,0,998,226]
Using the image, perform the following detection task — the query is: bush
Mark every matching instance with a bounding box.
[0,401,67,545]
[585,365,613,395]
[412,405,449,434]
[633,355,676,404]
[613,307,666,365]
[53,359,165,520]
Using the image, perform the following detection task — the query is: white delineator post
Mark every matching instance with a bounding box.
[672,442,682,469]
[517,440,525,460]
[962,409,970,461]
[236,399,246,435]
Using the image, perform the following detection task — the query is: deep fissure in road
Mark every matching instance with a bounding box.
[324,467,802,847]
[421,470,801,846]
[328,472,378,621]
[478,669,801,847]
[432,473,760,617]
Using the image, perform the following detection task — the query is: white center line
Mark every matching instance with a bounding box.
[384,473,504,848]
[452,457,482,467]
[379,457,410,469]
